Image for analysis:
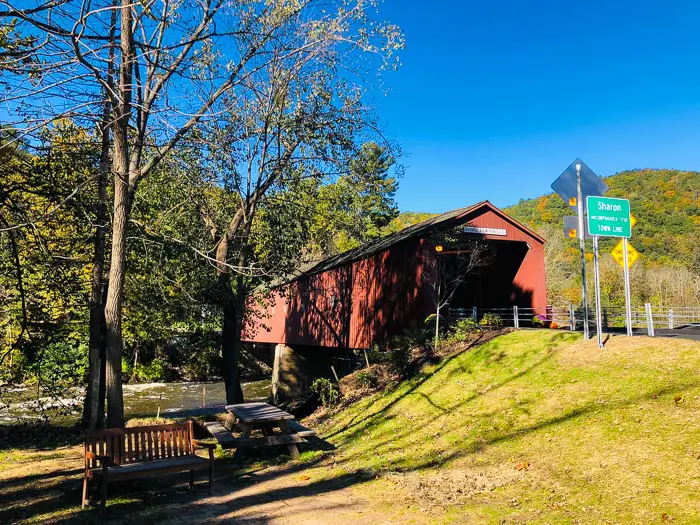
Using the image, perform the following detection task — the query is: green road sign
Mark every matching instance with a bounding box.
[586,196,631,238]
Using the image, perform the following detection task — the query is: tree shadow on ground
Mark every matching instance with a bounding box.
[322,331,499,440]
[326,331,558,447]
[0,448,362,524]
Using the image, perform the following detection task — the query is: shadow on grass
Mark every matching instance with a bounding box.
[0,448,360,524]
[328,332,563,447]
[2,375,696,524]
[323,331,500,440]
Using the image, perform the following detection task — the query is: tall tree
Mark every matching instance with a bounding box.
[197,29,402,402]
[309,141,400,256]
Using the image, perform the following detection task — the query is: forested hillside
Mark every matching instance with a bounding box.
[507,169,700,268]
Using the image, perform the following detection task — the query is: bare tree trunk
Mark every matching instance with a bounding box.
[83,128,109,429]
[220,273,244,404]
[435,304,440,350]
[84,15,115,425]
[104,163,129,427]
[104,0,134,428]
[434,280,441,349]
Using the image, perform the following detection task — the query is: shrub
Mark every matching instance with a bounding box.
[356,369,378,389]
[479,312,503,328]
[366,344,387,365]
[389,344,411,376]
[424,313,445,335]
[532,315,545,327]
[310,378,340,407]
[449,317,480,342]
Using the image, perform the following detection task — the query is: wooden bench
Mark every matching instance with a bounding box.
[82,421,215,509]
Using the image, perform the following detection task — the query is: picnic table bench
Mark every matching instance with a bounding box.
[82,421,215,510]
[204,402,315,459]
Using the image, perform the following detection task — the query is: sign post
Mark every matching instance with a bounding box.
[586,196,634,340]
[552,159,607,340]
[576,164,590,340]
[623,238,633,336]
[592,235,604,348]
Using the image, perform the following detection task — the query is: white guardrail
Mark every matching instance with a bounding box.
[448,304,700,336]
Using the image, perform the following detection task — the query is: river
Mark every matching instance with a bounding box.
[0,379,271,426]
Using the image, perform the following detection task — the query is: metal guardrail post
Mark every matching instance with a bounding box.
[668,309,674,330]
[569,303,575,331]
[645,303,655,337]
[472,306,477,323]
[513,305,519,329]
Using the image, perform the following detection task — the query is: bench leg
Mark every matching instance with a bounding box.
[81,475,89,509]
[189,469,195,491]
[100,477,108,511]
[278,420,300,459]
[234,422,251,460]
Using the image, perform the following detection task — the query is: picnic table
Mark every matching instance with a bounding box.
[204,402,315,459]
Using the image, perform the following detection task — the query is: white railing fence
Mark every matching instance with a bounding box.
[448,304,700,336]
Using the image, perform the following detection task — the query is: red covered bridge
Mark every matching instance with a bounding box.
[242,201,547,401]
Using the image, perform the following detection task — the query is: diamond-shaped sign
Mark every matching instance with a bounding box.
[610,239,640,269]
[551,158,608,210]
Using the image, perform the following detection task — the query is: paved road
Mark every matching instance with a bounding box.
[586,325,700,342]
[654,325,700,342]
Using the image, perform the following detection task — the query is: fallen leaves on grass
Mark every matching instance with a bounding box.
[514,461,530,471]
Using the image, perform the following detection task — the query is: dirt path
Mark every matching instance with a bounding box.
[0,445,406,524]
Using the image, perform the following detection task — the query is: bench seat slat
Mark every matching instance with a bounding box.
[232,434,307,448]
[88,455,207,479]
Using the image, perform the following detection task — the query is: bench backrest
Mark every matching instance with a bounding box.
[85,421,195,468]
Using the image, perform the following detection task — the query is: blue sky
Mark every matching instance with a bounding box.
[374,1,700,212]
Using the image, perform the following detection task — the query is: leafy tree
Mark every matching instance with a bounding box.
[309,142,400,256]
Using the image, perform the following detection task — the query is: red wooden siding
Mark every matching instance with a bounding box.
[242,202,547,349]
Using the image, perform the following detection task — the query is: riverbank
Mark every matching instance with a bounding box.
[0,379,271,426]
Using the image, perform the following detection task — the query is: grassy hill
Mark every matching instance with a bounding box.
[309,330,699,523]
[1,331,698,523]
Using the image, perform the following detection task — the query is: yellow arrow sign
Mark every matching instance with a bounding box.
[611,239,640,269]
[630,214,637,228]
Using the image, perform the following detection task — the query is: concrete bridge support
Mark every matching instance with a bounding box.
[271,344,352,405]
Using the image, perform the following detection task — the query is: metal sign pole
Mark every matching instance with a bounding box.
[623,237,633,336]
[593,235,603,348]
[576,163,590,340]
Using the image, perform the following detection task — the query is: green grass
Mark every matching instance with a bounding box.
[314,330,700,523]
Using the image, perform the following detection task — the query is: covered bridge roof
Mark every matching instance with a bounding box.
[272,200,545,287]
